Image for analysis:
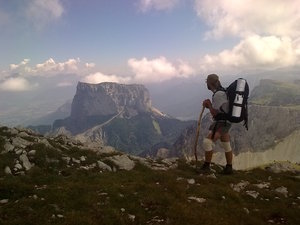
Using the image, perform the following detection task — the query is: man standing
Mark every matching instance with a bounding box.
[201,74,233,174]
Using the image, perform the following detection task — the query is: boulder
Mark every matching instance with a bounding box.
[3,142,14,153]
[15,163,23,170]
[107,155,135,171]
[4,166,12,175]
[12,137,31,148]
[19,154,32,170]
[97,161,112,171]
[28,150,36,156]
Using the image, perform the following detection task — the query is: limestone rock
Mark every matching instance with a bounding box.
[9,128,19,135]
[0,199,9,204]
[246,190,260,199]
[19,131,29,138]
[72,158,81,164]
[4,166,12,175]
[19,154,32,170]
[188,196,206,203]
[15,163,23,170]
[12,137,31,148]
[187,179,195,185]
[230,180,250,192]
[62,157,71,164]
[107,155,135,171]
[254,182,270,189]
[38,138,52,148]
[28,150,36,156]
[97,161,112,171]
[3,142,14,153]
[275,186,288,197]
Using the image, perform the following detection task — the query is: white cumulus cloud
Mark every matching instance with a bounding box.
[34,58,80,75]
[0,77,37,92]
[82,72,130,84]
[10,59,30,71]
[195,0,300,39]
[26,0,64,29]
[138,0,179,12]
[200,35,300,71]
[128,57,195,83]
[6,58,97,78]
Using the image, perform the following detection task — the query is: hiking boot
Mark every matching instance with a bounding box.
[199,162,211,174]
[222,164,233,175]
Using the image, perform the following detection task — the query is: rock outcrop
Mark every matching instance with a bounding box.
[71,82,152,119]
[0,126,179,176]
[53,82,153,134]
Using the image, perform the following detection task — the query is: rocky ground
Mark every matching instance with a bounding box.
[0,126,178,177]
[0,126,299,225]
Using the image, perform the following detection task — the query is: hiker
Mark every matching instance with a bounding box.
[201,74,233,174]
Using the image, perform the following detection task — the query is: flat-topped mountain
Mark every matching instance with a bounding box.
[52,82,194,155]
[71,82,152,119]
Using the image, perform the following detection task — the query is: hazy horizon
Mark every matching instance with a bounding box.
[0,0,299,125]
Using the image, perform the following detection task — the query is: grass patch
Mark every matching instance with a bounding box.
[0,162,299,225]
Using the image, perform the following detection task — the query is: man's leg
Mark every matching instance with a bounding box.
[201,131,220,172]
[220,133,233,174]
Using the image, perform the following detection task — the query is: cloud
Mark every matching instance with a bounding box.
[82,72,131,84]
[128,57,195,83]
[200,35,300,71]
[57,82,74,87]
[9,59,30,70]
[138,0,179,12]
[26,0,64,29]
[34,58,80,74]
[6,58,97,78]
[85,63,96,69]
[195,0,300,39]
[0,77,37,92]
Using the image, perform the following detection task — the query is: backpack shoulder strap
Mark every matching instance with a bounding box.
[212,87,226,97]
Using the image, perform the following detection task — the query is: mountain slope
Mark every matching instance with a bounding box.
[0,126,299,225]
[250,79,300,106]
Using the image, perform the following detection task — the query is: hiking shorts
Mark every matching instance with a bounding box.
[209,121,231,135]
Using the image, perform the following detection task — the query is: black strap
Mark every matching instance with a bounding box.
[212,87,226,97]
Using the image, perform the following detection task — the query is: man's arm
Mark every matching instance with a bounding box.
[203,99,218,117]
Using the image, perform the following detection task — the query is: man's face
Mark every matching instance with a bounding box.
[206,81,214,92]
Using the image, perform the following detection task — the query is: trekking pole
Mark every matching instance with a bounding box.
[193,106,205,168]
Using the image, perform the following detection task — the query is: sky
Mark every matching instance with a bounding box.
[0,0,300,92]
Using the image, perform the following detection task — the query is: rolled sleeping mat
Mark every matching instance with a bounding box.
[232,78,246,118]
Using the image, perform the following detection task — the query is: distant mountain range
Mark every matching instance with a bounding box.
[250,79,300,107]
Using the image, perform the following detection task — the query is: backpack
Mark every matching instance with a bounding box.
[214,78,249,130]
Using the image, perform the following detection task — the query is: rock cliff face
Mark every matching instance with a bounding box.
[71,82,152,119]
[172,105,300,161]
[52,82,193,155]
[53,82,153,134]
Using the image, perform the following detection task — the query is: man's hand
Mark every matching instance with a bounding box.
[202,99,212,108]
